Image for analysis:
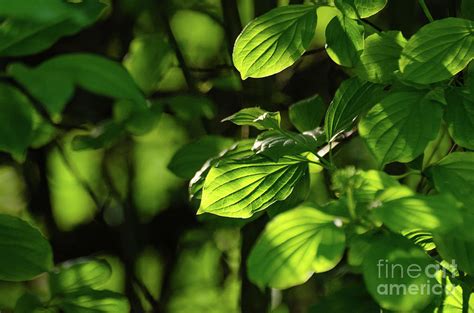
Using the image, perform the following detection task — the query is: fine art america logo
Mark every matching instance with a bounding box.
[376,259,458,296]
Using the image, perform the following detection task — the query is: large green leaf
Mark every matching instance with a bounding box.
[362,233,435,311]
[427,152,474,208]
[0,0,105,57]
[233,5,317,79]
[57,289,129,313]
[325,77,384,141]
[0,83,34,159]
[9,54,146,117]
[334,0,387,18]
[325,14,364,67]
[222,107,280,130]
[399,18,474,84]
[355,31,407,83]
[445,88,474,150]
[252,128,325,161]
[198,156,308,218]
[359,90,443,166]
[50,258,112,294]
[374,187,462,233]
[248,205,345,289]
[168,136,234,179]
[332,167,399,216]
[433,235,474,275]
[0,214,53,281]
[289,95,325,132]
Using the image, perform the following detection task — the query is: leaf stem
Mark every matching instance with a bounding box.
[418,0,434,22]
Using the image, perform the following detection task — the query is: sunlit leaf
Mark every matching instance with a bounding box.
[252,128,325,161]
[399,18,474,84]
[355,31,407,83]
[325,14,364,67]
[233,5,317,79]
[359,90,443,166]
[248,205,345,289]
[198,156,308,218]
[325,77,384,141]
[334,0,387,18]
[375,187,463,233]
[222,107,280,130]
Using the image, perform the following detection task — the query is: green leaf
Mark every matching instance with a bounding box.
[9,53,147,117]
[374,188,463,233]
[427,152,474,208]
[189,140,255,201]
[359,90,443,166]
[433,235,474,275]
[362,233,435,311]
[248,205,345,289]
[222,107,281,130]
[0,0,105,57]
[325,77,385,141]
[433,274,474,313]
[332,167,399,215]
[252,128,325,161]
[233,5,317,79]
[398,18,474,84]
[289,95,325,132]
[0,83,34,159]
[445,88,474,150]
[50,258,112,294]
[57,289,129,313]
[334,0,387,18]
[0,214,53,281]
[168,136,234,179]
[198,156,308,218]
[325,14,364,67]
[123,34,174,95]
[355,31,407,83]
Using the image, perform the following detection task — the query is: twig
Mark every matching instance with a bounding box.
[418,0,434,22]
[133,276,160,313]
[158,4,198,93]
[54,141,103,209]
[360,19,383,32]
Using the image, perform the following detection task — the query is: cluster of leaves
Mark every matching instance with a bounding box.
[1,0,474,312]
[173,0,474,311]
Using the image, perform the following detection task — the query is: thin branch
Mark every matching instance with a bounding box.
[360,19,383,32]
[54,141,103,209]
[158,4,198,93]
[418,0,434,22]
[133,276,160,313]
